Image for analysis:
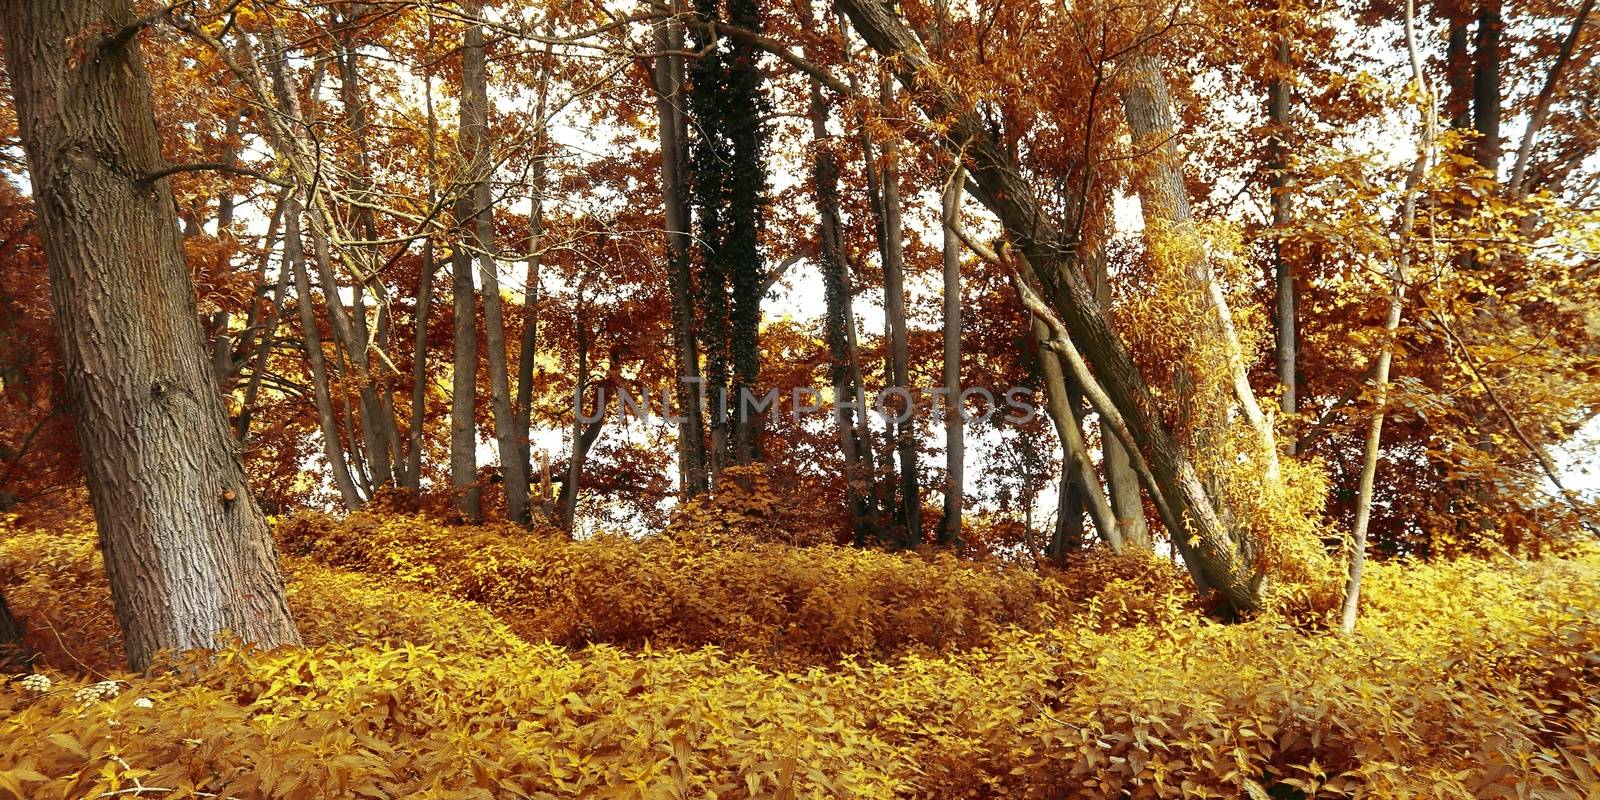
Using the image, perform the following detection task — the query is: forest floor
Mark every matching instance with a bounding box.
[1,511,1598,798]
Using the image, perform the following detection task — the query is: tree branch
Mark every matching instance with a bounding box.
[139,162,289,188]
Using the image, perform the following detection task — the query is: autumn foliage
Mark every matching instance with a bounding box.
[3,511,1599,798]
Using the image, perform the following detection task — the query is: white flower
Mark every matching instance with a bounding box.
[72,680,121,704]
[133,697,154,709]
[17,673,51,694]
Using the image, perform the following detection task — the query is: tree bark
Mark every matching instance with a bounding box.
[801,2,877,540]
[234,197,288,442]
[3,0,300,670]
[1091,253,1149,548]
[1120,52,1280,482]
[1268,35,1297,446]
[457,0,529,524]
[405,57,440,494]
[1032,314,1123,554]
[558,301,607,531]
[879,79,921,545]
[1472,0,1502,172]
[836,0,1263,611]
[938,167,965,547]
[652,15,709,498]
[288,198,364,510]
[449,3,485,522]
[1344,0,1429,633]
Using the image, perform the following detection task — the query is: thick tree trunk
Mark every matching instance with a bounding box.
[652,17,709,498]
[3,0,300,670]
[688,5,730,482]
[938,168,965,547]
[725,5,767,468]
[836,0,1263,611]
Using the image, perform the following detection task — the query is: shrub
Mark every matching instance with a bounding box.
[0,547,1596,798]
[274,511,1079,666]
[0,522,525,674]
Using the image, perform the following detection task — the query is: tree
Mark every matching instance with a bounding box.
[2,0,300,669]
[938,167,965,547]
[450,2,487,523]
[688,0,770,472]
[652,10,710,499]
[836,0,1265,611]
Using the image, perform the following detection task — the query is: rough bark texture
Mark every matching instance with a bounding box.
[3,0,300,670]
[652,16,709,498]
[836,0,1262,611]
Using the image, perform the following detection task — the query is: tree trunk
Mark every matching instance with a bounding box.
[1032,314,1123,553]
[559,305,607,531]
[1120,52,1280,483]
[1268,35,1297,447]
[688,2,730,481]
[235,197,288,442]
[1472,0,1502,172]
[836,0,1264,611]
[332,29,403,492]
[879,80,920,545]
[449,3,484,522]
[725,3,767,467]
[938,167,965,547]
[517,39,556,508]
[1092,254,1149,548]
[405,59,440,494]
[457,0,529,524]
[0,588,22,650]
[801,2,877,540]
[1344,0,1428,633]
[652,16,709,498]
[288,199,365,510]
[3,0,300,670]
